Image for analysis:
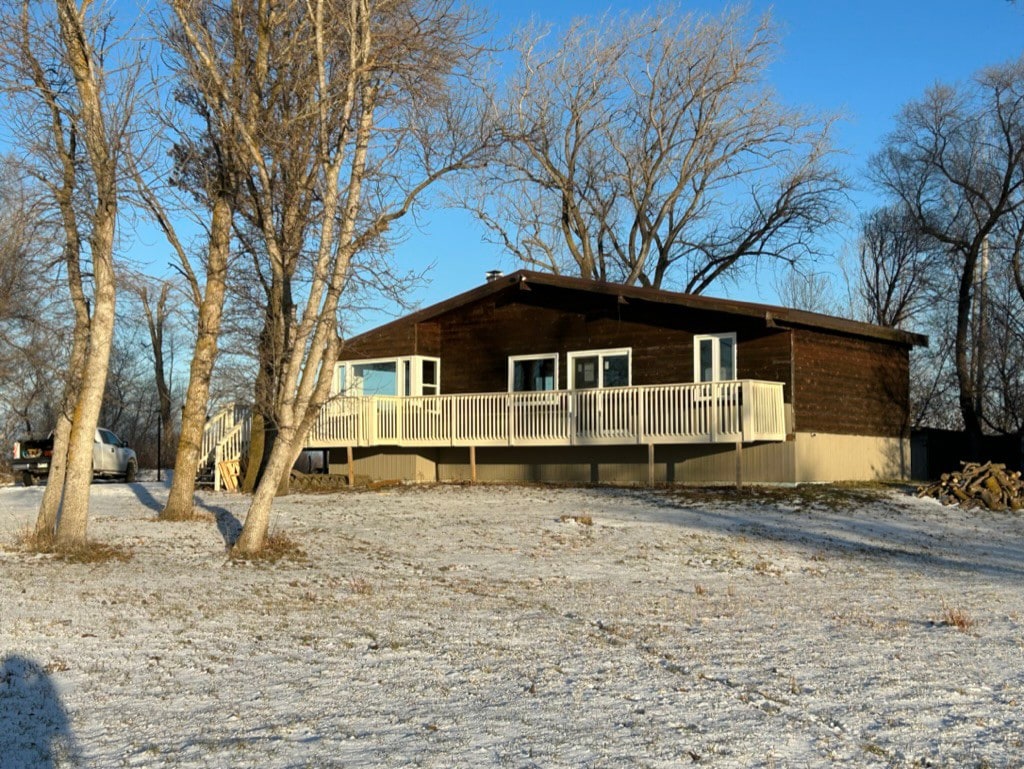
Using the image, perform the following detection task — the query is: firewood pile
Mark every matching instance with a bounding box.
[917,461,1024,511]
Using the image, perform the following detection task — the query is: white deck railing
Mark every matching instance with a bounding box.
[306,380,785,448]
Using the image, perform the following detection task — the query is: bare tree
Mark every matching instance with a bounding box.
[857,205,931,329]
[463,6,845,291]
[772,269,843,315]
[870,56,1024,447]
[981,264,1024,434]
[170,0,496,554]
[123,35,240,520]
[0,158,64,449]
[118,273,181,465]
[0,0,137,547]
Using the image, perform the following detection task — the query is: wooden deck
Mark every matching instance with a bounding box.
[307,380,786,449]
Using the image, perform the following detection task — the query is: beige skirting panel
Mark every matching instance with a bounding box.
[324,433,908,486]
[793,433,909,482]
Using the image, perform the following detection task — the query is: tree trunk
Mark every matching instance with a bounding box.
[243,290,287,492]
[35,285,88,538]
[241,411,265,493]
[49,0,121,549]
[34,410,71,539]
[954,251,983,458]
[56,220,116,548]
[161,194,232,520]
[142,282,174,469]
[233,425,298,553]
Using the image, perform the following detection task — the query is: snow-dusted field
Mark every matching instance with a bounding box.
[1,480,1023,768]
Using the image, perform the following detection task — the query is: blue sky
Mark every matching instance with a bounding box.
[376,0,1024,328]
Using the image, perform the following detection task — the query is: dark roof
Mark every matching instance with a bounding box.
[348,270,928,348]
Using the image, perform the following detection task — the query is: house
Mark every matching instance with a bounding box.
[304,270,926,486]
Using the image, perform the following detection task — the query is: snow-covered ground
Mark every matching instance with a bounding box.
[2,480,1023,768]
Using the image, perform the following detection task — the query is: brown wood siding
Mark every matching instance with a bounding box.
[427,284,793,396]
[336,283,917,442]
[339,322,418,360]
[792,329,909,437]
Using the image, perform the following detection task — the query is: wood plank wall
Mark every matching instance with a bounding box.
[791,329,910,438]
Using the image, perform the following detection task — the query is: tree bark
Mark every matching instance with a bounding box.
[51,0,122,549]
[55,213,116,548]
[161,194,232,520]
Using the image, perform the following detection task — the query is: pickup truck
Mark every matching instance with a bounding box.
[12,428,138,486]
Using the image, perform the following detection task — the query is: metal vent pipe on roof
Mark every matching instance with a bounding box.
[485,270,504,282]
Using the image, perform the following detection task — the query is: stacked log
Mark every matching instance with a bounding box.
[917,461,1024,511]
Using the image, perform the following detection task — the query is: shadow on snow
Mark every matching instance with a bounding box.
[576,486,1024,583]
[0,655,82,768]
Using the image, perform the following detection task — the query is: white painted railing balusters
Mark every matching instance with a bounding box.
[308,380,786,449]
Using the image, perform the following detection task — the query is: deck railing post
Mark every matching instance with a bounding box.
[507,393,515,447]
[636,387,645,444]
[741,380,754,442]
[569,390,577,446]
[213,445,221,491]
[709,383,719,444]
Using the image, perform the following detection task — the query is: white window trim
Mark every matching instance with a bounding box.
[418,357,441,397]
[693,333,737,383]
[508,353,559,393]
[334,355,441,397]
[567,347,632,389]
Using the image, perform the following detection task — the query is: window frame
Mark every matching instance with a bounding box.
[693,333,738,383]
[508,353,559,393]
[334,355,441,397]
[567,347,632,390]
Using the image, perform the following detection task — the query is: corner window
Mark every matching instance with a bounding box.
[335,356,441,396]
[568,348,631,389]
[694,333,737,382]
[509,354,558,392]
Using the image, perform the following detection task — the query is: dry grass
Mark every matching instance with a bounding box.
[156,508,216,523]
[16,526,132,563]
[348,577,373,595]
[559,514,593,526]
[940,605,976,632]
[229,530,307,564]
[667,483,895,511]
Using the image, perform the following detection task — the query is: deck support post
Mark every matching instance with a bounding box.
[647,443,655,487]
[347,445,355,488]
[470,445,477,483]
[734,441,743,490]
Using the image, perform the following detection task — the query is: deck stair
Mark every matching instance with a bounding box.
[198,404,251,491]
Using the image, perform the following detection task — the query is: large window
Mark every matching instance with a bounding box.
[509,354,558,392]
[567,348,631,389]
[355,361,399,395]
[334,356,441,396]
[694,333,737,382]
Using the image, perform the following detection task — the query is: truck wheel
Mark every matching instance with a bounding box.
[21,471,35,487]
[124,461,137,483]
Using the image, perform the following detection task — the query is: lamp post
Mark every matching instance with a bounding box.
[156,411,162,483]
